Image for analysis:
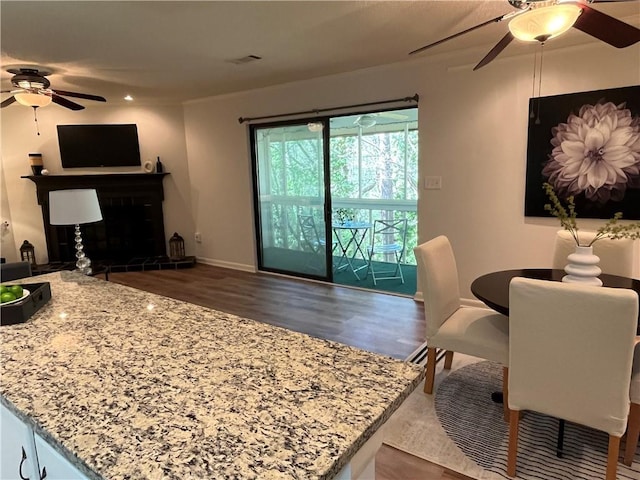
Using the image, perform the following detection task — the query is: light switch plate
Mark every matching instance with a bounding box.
[424,176,442,190]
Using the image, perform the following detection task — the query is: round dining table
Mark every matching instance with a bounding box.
[471,268,640,326]
[472,268,640,406]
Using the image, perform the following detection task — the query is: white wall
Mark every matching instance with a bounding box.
[1,41,638,299]
[183,41,640,298]
[0,104,194,264]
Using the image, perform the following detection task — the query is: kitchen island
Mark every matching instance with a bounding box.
[0,272,423,479]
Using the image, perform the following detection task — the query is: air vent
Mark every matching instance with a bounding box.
[227,55,262,65]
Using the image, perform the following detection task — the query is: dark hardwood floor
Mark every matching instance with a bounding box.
[109,263,473,480]
[109,264,425,360]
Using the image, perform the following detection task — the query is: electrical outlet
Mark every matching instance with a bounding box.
[195,232,202,243]
[424,176,442,190]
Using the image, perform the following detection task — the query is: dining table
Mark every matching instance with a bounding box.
[471,268,640,329]
[471,268,640,415]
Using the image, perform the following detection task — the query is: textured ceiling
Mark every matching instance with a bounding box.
[1,1,638,106]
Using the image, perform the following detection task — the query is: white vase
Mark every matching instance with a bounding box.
[562,245,603,286]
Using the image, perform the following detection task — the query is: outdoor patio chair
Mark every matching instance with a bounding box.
[298,214,326,254]
[365,219,408,285]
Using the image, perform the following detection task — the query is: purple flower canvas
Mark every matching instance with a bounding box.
[524,85,640,219]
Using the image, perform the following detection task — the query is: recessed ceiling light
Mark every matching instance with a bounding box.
[124,95,133,101]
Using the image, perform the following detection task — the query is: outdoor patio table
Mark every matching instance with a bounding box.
[332,221,372,280]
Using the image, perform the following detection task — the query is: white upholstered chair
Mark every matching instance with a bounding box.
[624,339,640,466]
[508,278,638,480]
[552,230,635,277]
[414,236,510,400]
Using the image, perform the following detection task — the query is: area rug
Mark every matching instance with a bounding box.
[383,349,640,480]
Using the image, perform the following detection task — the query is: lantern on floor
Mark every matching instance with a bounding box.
[169,232,185,261]
[20,240,37,268]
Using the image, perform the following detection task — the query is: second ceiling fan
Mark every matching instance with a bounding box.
[1,67,106,110]
[409,0,640,70]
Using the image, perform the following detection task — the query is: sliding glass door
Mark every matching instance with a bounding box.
[251,120,331,279]
[250,107,418,295]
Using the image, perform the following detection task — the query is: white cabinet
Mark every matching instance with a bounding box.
[33,434,86,480]
[1,403,87,480]
[0,403,38,480]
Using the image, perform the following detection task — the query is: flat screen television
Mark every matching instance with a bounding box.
[57,124,141,168]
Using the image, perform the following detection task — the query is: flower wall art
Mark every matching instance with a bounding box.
[524,85,640,219]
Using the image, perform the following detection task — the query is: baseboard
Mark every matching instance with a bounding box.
[195,257,256,273]
[414,291,491,310]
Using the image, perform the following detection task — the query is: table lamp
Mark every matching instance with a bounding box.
[49,189,103,275]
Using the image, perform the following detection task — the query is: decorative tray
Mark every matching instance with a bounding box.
[1,282,52,326]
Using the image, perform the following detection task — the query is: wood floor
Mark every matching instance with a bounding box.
[109,263,473,480]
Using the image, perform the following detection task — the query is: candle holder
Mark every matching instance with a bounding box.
[28,153,43,175]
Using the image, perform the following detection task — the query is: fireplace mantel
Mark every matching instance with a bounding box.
[22,173,169,205]
[23,173,170,263]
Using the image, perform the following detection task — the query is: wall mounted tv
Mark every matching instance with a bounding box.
[57,124,141,168]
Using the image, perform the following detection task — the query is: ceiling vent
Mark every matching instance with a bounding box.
[227,55,262,65]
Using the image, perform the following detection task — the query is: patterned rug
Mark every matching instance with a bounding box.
[383,348,640,480]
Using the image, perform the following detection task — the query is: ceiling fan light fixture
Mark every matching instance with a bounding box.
[14,92,52,108]
[508,4,582,42]
[354,115,376,128]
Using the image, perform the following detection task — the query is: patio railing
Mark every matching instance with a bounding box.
[259,195,418,265]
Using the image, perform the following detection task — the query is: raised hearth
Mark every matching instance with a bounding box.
[24,173,170,264]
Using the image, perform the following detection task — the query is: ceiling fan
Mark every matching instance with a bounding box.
[354,111,411,128]
[0,67,106,110]
[409,0,640,71]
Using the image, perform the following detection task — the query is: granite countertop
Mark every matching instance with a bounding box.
[0,272,424,480]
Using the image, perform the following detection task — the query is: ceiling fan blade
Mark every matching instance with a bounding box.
[0,96,16,108]
[51,89,106,102]
[51,93,85,111]
[409,13,514,55]
[572,3,640,48]
[473,32,515,71]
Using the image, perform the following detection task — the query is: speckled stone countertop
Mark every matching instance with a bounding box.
[0,272,423,480]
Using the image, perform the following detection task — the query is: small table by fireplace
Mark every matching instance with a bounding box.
[32,262,110,280]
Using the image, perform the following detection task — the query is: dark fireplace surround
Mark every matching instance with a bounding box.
[24,173,170,266]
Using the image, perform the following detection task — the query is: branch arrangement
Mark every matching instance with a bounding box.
[543,182,640,247]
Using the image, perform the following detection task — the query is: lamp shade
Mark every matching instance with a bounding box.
[49,189,103,225]
[14,92,52,108]
[508,5,582,42]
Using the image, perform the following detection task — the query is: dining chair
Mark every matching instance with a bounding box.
[0,261,32,282]
[552,229,635,277]
[624,339,640,466]
[414,236,510,408]
[365,218,408,285]
[507,277,638,480]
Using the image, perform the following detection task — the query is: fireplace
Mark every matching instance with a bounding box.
[24,173,170,264]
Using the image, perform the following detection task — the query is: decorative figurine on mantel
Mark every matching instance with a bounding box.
[28,153,43,175]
